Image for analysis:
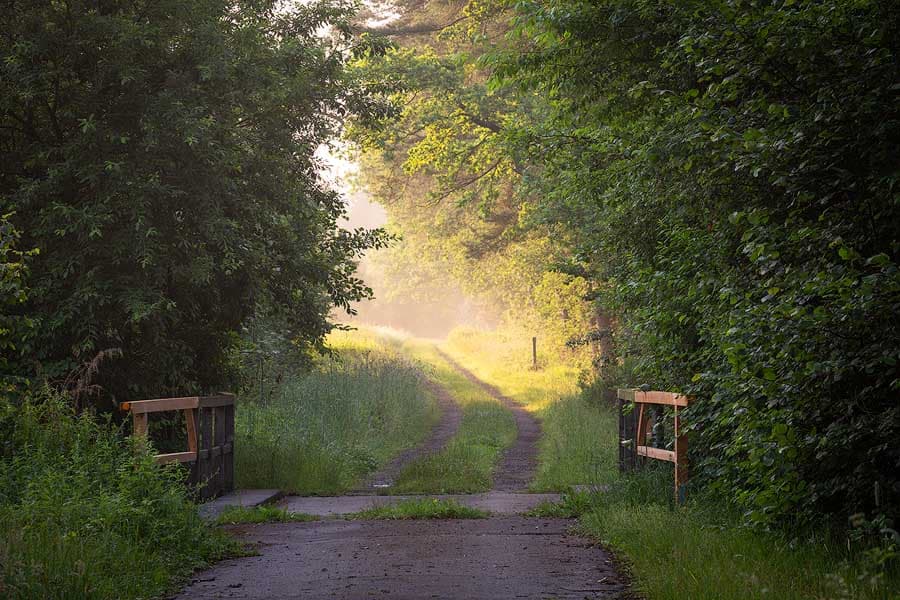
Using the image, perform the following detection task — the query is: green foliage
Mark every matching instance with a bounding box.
[0,394,236,599]
[345,1,595,351]
[235,332,438,494]
[358,0,899,528]
[348,498,488,520]
[485,0,900,527]
[215,505,316,525]
[0,0,389,401]
[0,215,36,394]
[525,491,593,518]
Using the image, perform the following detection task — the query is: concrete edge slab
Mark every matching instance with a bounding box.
[198,488,284,521]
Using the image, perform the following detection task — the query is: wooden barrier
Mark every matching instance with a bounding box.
[121,394,235,500]
[618,388,689,503]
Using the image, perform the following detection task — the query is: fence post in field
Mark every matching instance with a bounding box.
[532,336,537,369]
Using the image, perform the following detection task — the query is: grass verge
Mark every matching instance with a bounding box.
[215,505,317,525]
[348,498,488,520]
[235,330,439,494]
[0,396,239,600]
[389,341,517,494]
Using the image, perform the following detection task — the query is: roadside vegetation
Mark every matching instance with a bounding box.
[348,498,488,520]
[216,506,317,526]
[442,327,899,600]
[235,331,439,495]
[0,397,239,600]
[389,341,516,494]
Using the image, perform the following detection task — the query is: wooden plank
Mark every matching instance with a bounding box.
[636,404,648,447]
[123,396,199,414]
[155,451,197,464]
[674,407,688,504]
[618,395,626,473]
[133,413,148,438]
[223,403,235,492]
[617,388,635,402]
[184,408,198,454]
[199,407,213,500]
[633,391,689,407]
[214,405,227,497]
[199,394,235,408]
[636,445,677,463]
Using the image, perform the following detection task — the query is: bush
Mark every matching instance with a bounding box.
[0,394,234,599]
[499,0,900,528]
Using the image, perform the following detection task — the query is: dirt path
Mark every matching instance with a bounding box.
[174,518,628,599]
[354,379,463,492]
[437,350,542,491]
[179,346,629,599]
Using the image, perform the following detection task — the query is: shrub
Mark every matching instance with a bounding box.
[0,394,234,599]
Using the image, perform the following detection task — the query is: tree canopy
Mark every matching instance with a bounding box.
[1,0,389,401]
[348,0,900,526]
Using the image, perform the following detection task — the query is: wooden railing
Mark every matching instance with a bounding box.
[617,388,689,503]
[121,394,235,500]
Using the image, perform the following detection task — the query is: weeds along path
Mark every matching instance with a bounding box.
[176,340,630,600]
[436,349,541,492]
[353,378,463,492]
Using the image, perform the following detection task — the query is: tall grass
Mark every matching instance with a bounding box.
[0,395,235,600]
[443,327,609,490]
[442,326,899,600]
[234,331,439,494]
[390,341,517,494]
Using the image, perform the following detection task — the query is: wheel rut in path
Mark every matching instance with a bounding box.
[353,378,463,493]
[436,349,541,492]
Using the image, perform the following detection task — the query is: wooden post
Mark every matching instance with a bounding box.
[214,405,227,496]
[674,406,688,504]
[133,412,148,438]
[532,336,537,369]
[618,398,631,473]
[223,403,235,492]
[199,407,213,500]
[184,407,199,490]
[617,389,637,473]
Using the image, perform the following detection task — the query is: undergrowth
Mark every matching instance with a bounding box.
[0,394,238,600]
[215,505,317,525]
[443,327,616,491]
[235,330,439,494]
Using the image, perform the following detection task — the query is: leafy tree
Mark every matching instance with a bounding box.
[492,0,900,525]
[352,0,900,526]
[0,0,389,402]
[0,215,35,396]
[346,0,596,361]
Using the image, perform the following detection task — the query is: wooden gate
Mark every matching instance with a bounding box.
[618,388,689,503]
[121,394,235,500]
